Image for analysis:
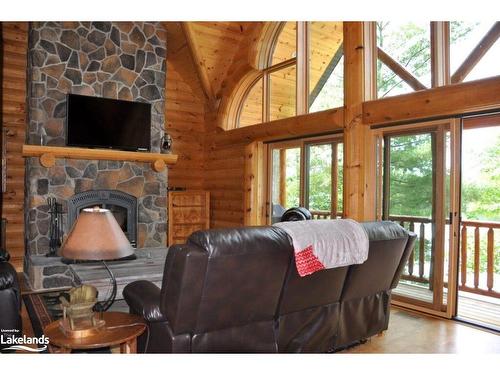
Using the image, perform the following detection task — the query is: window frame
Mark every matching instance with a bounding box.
[266,133,344,224]
[237,21,344,128]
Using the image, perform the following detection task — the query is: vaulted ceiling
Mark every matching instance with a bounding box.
[168,21,343,128]
[178,22,262,107]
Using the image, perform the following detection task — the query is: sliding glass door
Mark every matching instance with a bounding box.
[375,120,460,317]
[456,114,500,329]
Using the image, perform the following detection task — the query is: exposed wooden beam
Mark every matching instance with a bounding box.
[377,46,427,91]
[181,22,218,110]
[451,22,500,84]
[363,75,500,126]
[208,107,344,147]
[309,43,343,106]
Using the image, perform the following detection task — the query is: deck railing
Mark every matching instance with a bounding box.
[388,215,433,285]
[389,215,500,299]
[459,220,500,298]
[310,210,343,220]
[309,211,499,299]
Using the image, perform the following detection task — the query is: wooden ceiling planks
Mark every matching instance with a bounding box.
[239,77,263,127]
[186,22,255,101]
[309,22,343,95]
[271,22,296,65]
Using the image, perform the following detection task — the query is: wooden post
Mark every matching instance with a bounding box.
[431,21,450,87]
[343,22,376,221]
[331,142,338,218]
[296,21,309,115]
[243,141,265,226]
[279,149,287,206]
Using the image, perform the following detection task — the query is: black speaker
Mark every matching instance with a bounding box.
[280,207,313,222]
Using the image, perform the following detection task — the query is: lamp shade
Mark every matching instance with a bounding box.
[60,207,133,261]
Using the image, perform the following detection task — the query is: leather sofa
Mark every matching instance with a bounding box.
[0,252,23,351]
[124,221,416,353]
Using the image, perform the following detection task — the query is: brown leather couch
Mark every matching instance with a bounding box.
[0,254,23,351]
[124,221,416,353]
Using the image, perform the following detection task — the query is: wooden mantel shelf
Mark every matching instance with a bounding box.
[22,145,178,172]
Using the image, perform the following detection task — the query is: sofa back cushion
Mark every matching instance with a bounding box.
[341,221,412,301]
[161,226,292,342]
[188,227,292,333]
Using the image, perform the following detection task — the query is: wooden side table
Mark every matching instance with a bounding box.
[44,311,146,354]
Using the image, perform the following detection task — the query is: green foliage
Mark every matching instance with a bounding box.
[388,134,433,217]
[388,132,500,275]
[377,21,431,97]
[376,21,477,98]
[285,148,301,208]
[461,135,500,221]
[307,144,332,211]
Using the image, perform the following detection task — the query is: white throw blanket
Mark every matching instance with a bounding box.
[274,219,369,277]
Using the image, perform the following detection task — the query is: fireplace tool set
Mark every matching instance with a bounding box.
[47,197,64,257]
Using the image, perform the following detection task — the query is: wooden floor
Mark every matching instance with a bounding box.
[343,307,500,353]
[394,282,500,329]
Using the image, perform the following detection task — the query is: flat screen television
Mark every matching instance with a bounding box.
[66,94,151,152]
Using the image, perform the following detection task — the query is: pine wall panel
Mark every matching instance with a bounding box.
[163,22,206,191]
[1,22,28,270]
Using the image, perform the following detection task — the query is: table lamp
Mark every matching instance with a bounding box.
[60,207,134,312]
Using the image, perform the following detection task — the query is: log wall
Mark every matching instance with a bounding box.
[164,22,206,191]
[1,22,28,270]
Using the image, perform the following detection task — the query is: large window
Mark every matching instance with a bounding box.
[375,21,500,98]
[309,21,344,112]
[376,21,431,98]
[271,21,296,65]
[237,22,344,128]
[450,22,500,83]
[268,135,344,223]
[269,64,296,121]
[239,77,263,127]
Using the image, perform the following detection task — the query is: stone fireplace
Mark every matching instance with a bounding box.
[23,22,168,290]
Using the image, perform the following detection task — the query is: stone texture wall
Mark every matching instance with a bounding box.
[25,22,168,256]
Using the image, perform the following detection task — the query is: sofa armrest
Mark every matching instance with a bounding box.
[123,280,167,323]
[0,262,19,292]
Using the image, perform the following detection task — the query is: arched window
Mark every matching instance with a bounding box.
[238,77,263,127]
[271,21,296,65]
[237,22,344,128]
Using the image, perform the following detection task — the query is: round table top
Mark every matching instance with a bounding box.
[44,311,146,350]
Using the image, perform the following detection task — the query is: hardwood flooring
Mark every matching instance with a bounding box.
[395,282,500,329]
[343,307,500,353]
